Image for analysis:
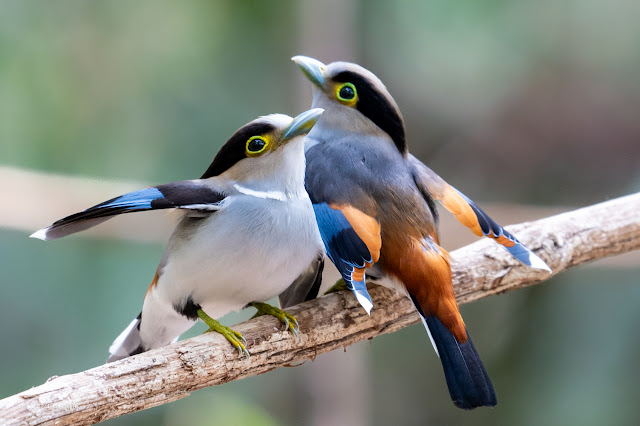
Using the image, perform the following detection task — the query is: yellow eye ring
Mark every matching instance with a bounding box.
[246,136,270,157]
[336,82,357,105]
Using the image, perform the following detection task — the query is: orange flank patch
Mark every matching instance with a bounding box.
[352,267,366,282]
[384,236,467,342]
[440,186,483,237]
[495,234,516,248]
[330,204,382,264]
[145,269,160,298]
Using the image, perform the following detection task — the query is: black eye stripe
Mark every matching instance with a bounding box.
[200,122,276,178]
[332,70,406,153]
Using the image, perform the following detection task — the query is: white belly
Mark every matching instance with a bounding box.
[155,195,323,319]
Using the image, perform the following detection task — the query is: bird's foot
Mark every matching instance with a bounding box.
[250,302,299,336]
[197,309,249,359]
[324,278,348,295]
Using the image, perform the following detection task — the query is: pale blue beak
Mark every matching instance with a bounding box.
[281,108,324,142]
[292,55,327,89]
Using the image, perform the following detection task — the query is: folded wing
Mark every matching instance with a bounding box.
[278,255,324,309]
[312,202,382,314]
[31,180,225,241]
[408,154,550,272]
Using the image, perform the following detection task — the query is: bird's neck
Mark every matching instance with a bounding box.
[235,139,308,200]
[310,95,392,145]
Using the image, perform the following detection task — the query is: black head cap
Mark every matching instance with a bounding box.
[200,121,276,179]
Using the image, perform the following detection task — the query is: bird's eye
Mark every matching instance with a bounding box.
[337,82,357,103]
[246,136,269,156]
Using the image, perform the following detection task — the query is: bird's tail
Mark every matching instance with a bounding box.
[107,313,145,362]
[421,314,497,409]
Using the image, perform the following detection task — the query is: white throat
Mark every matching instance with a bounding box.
[226,137,308,201]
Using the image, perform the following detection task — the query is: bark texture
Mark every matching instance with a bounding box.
[1,193,639,425]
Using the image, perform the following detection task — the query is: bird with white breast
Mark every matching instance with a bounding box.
[32,108,326,361]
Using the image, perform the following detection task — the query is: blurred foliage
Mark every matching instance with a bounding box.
[362,0,640,205]
[0,0,297,183]
[0,1,638,425]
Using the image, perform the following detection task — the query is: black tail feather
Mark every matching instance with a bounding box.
[425,316,497,409]
[31,182,225,241]
[107,313,145,363]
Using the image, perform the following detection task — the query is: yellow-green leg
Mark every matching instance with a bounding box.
[197,309,249,359]
[250,302,299,336]
[324,278,348,295]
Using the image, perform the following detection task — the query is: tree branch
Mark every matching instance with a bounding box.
[2,193,639,425]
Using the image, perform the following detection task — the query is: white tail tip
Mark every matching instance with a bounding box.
[354,291,373,315]
[30,228,49,241]
[529,253,552,273]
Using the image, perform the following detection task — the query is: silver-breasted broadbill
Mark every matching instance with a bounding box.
[33,109,326,361]
[282,56,551,409]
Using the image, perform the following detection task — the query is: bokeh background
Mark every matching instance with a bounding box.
[1,1,639,425]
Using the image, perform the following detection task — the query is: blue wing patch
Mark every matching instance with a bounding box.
[98,187,164,210]
[313,203,374,314]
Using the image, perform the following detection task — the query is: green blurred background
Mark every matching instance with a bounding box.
[1,1,639,425]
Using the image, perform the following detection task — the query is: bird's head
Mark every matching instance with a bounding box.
[292,55,406,153]
[201,108,323,189]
